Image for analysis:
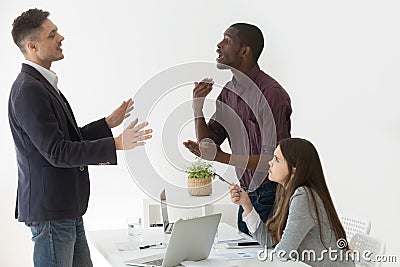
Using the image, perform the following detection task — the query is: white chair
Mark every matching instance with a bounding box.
[204,203,237,228]
[143,198,237,228]
[349,232,386,267]
[340,215,371,242]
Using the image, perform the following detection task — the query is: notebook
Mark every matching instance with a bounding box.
[160,189,174,234]
[125,213,221,267]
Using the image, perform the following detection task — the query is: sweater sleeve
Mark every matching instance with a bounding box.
[244,208,275,248]
[242,208,261,233]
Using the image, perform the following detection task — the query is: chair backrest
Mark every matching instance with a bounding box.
[204,203,237,228]
[340,215,371,242]
[349,232,386,267]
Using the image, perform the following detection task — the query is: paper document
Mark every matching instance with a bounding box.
[211,250,260,260]
[115,241,166,251]
[216,232,258,243]
[181,258,238,267]
[216,232,248,243]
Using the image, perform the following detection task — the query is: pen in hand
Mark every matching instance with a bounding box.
[214,173,231,186]
[214,172,242,192]
[215,173,242,192]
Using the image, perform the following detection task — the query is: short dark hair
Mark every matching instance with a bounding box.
[230,23,264,62]
[11,8,50,54]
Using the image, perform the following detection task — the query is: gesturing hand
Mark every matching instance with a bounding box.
[106,98,134,129]
[183,139,221,161]
[192,78,214,116]
[183,140,201,157]
[114,118,153,150]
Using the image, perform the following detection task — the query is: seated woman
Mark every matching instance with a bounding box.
[230,138,355,266]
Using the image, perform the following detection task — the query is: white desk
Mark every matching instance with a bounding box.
[87,223,309,267]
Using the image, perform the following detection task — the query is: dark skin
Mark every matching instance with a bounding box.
[216,27,254,73]
[183,27,270,172]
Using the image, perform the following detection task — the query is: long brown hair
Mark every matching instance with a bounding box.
[265,138,348,248]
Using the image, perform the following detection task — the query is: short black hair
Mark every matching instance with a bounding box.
[11,8,50,54]
[230,23,264,62]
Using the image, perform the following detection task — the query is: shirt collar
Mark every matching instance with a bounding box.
[231,63,261,94]
[24,60,59,93]
[246,63,261,81]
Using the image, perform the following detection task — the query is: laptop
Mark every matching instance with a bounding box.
[125,213,221,267]
[160,189,174,234]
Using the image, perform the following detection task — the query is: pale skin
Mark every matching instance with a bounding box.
[23,18,152,150]
[229,145,295,217]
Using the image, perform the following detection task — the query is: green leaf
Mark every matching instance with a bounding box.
[184,157,216,179]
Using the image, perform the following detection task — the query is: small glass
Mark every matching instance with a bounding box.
[127,217,143,236]
[127,217,143,250]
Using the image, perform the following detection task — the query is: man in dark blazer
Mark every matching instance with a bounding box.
[8,8,152,266]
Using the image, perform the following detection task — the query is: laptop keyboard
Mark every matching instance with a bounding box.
[143,258,163,266]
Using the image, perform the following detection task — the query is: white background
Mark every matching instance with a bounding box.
[1,0,399,266]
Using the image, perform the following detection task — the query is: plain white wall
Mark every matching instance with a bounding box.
[1,0,399,266]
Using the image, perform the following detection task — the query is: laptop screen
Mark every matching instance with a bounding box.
[125,213,222,267]
[160,189,170,232]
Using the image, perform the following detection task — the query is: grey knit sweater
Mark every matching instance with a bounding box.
[244,186,355,267]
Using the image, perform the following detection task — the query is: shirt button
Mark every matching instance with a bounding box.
[79,166,85,171]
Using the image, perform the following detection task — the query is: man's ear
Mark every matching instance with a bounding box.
[241,46,251,58]
[26,41,37,52]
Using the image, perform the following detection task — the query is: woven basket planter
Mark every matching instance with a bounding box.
[188,176,212,196]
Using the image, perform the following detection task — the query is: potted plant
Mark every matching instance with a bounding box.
[184,157,215,196]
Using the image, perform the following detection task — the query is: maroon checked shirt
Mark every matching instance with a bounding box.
[207,64,292,188]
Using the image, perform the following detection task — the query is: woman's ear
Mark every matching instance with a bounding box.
[290,167,296,179]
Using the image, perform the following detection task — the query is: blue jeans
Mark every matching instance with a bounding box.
[237,182,277,235]
[26,216,93,267]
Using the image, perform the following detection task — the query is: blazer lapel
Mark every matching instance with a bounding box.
[59,92,83,140]
[22,64,83,140]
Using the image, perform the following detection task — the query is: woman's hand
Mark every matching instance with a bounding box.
[229,184,253,215]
